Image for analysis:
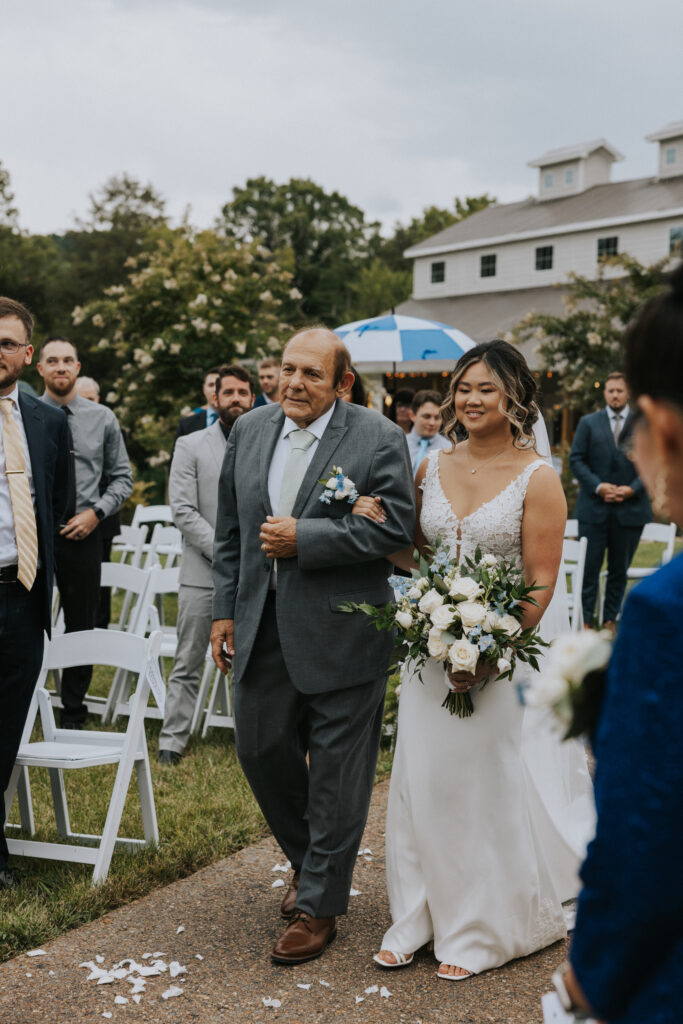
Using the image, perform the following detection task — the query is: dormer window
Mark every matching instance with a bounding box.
[431,261,445,284]
[666,147,677,166]
[565,169,574,185]
[544,172,554,189]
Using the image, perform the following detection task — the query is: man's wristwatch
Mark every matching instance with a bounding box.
[94,507,106,522]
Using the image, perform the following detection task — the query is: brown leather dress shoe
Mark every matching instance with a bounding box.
[280,872,300,918]
[272,911,337,964]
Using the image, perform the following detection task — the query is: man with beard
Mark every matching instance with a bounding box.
[158,364,254,764]
[38,337,132,727]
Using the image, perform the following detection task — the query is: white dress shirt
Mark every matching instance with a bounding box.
[0,385,36,567]
[267,403,336,515]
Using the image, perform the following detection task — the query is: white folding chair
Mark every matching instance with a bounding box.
[131,504,173,531]
[199,667,235,737]
[4,630,163,885]
[143,524,182,570]
[565,519,579,540]
[562,536,588,632]
[599,521,678,620]
[111,524,147,570]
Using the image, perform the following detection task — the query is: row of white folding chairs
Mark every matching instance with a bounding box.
[4,630,163,885]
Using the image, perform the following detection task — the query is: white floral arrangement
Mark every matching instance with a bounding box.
[319,466,359,505]
[343,542,548,718]
[524,629,613,740]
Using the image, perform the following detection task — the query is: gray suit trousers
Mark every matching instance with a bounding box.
[159,584,213,753]
[234,593,386,918]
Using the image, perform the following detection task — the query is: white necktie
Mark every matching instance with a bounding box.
[0,398,38,589]
[278,429,317,517]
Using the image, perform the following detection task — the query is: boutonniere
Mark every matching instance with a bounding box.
[319,466,359,505]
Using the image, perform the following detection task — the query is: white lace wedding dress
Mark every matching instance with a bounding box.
[381,451,595,974]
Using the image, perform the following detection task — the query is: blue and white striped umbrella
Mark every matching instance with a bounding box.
[334,314,475,371]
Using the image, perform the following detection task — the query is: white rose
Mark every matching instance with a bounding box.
[481,553,498,567]
[395,610,413,630]
[418,589,444,615]
[497,613,522,637]
[335,477,354,499]
[549,632,611,684]
[448,576,483,601]
[497,657,511,673]
[427,627,450,661]
[447,639,479,674]
[526,673,569,707]
[430,604,457,630]
[407,586,422,601]
[325,476,338,490]
[455,600,487,629]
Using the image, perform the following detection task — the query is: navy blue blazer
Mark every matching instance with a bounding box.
[569,409,651,526]
[17,391,72,636]
[570,552,683,1024]
[253,394,269,409]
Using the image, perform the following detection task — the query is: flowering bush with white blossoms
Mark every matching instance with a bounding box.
[523,629,612,740]
[343,542,548,718]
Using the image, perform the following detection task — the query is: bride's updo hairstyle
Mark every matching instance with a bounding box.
[441,339,540,448]
[623,262,683,410]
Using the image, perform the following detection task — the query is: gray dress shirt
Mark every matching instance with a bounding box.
[42,392,133,517]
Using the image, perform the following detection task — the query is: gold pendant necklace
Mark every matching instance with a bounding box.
[468,446,509,474]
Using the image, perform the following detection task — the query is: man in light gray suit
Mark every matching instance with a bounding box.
[211,329,415,964]
[158,365,254,764]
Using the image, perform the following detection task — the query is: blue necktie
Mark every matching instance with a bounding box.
[412,437,430,475]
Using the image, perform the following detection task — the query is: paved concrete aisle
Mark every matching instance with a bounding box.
[0,780,565,1024]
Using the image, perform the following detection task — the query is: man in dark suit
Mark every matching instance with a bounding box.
[253,357,280,408]
[0,297,71,887]
[570,372,651,630]
[173,366,220,441]
[211,329,414,964]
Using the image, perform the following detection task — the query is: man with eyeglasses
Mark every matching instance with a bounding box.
[38,336,133,728]
[0,297,72,889]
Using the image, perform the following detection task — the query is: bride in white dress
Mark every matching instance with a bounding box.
[367,341,594,981]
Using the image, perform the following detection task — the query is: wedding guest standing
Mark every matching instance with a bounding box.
[253,357,280,408]
[158,365,254,765]
[211,329,414,964]
[38,337,132,728]
[389,388,415,435]
[570,372,651,630]
[405,389,451,477]
[174,366,221,440]
[0,299,71,888]
[555,265,683,1024]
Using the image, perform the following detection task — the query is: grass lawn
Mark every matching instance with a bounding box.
[1,533,678,962]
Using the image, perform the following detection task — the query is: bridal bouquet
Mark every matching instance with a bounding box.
[341,542,548,718]
[523,629,613,741]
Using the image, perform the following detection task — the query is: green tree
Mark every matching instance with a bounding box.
[0,160,19,229]
[510,252,677,410]
[219,177,380,325]
[77,224,297,487]
[348,258,412,320]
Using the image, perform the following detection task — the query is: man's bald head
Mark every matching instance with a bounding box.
[279,328,354,427]
[283,328,351,387]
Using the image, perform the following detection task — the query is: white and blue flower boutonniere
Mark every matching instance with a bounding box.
[319,466,359,505]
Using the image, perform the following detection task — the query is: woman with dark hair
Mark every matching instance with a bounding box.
[369,340,594,980]
[554,267,683,1024]
[340,366,368,406]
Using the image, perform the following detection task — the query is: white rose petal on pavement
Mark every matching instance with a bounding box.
[349,888,361,896]
[355,995,365,1003]
[271,878,285,888]
[365,984,379,994]
[297,983,311,990]
[195,954,204,961]
[97,975,115,985]
[176,925,185,934]
[114,996,128,1005]
[319,979,330,987]
[25,973,31,978]
[133,995,142,1004]
[271,862,290,872]
[262,997,282,1007]
[95,955,105,964]
[27,950,46,957]
[169,962,187,978]
[380,985,392,997]
[49,971,55,977]
[162,986,184,999]
[102,1014,112,1019]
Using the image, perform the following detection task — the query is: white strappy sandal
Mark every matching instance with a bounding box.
[372,950,415,969]
[437,963,473,981]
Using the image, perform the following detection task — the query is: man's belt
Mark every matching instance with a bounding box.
[0,564,19,583]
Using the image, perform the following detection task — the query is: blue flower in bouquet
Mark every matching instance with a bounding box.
[319,466,359,505]
[478,633,495,653]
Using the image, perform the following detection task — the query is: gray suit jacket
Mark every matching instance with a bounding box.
[213,400,415,691]
[170,421,227,588]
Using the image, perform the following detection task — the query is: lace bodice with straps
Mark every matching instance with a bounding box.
[419,450,550,564]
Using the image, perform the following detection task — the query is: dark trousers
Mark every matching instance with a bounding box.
[579,516,643,625]
[54,528,103,724]
[0,581,44,871]
[234,594,387,918]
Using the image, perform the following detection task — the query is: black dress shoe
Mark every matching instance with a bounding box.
[157,749,181,766]
[0,868,20,890]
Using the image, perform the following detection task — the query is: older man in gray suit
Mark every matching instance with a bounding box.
[211,329,415,964]
[158,365,254,764]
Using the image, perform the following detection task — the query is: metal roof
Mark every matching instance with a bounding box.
[645,121,683,142]
[527,138,624,168]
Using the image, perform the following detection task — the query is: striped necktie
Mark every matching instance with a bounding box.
[0,398,38,589]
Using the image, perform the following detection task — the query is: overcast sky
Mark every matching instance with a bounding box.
[4,0,682,235]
